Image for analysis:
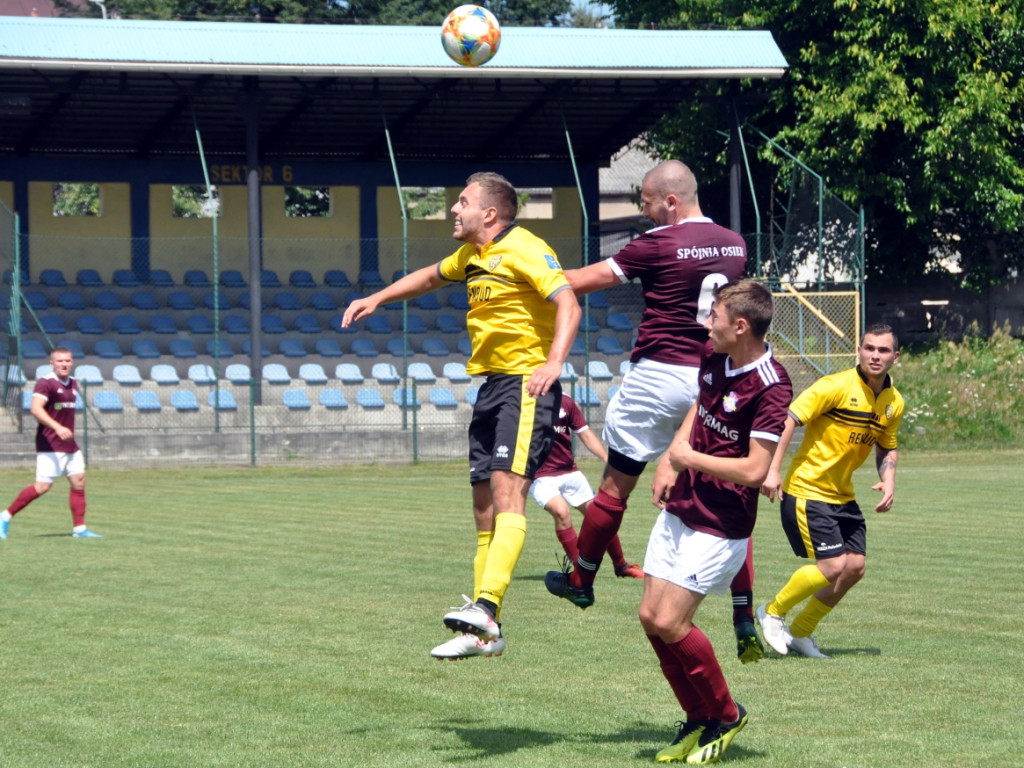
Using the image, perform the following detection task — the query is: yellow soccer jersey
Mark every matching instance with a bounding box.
[439,224,571,376]
[783,366,904,504]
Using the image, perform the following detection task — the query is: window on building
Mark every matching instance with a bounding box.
[53,183,101,217]
[285,186,331,217]
[172,185,220,218]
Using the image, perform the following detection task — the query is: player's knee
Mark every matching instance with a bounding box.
[34,482,52,495]
[816,556,845,583]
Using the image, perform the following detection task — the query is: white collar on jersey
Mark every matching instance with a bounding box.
[725,342,774,377]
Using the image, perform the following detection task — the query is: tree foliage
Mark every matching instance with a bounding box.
[607,0,1024,288]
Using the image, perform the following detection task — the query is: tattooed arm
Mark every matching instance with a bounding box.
[872,445,899,512]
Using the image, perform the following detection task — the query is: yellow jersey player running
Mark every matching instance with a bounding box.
[343,172,580,661]
[757,323,904,658]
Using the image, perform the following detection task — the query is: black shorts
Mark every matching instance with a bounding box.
[468,374,560,485]
[780,493,867,560]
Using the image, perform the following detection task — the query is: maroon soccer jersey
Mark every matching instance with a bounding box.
[33,373,79,453]
[609,218,747,367]
[533,394,587,479]
[665,341,792,539]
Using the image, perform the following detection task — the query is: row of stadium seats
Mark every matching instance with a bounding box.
[23,382,613,415]
[17,359,629,388]
[14,332,629,361]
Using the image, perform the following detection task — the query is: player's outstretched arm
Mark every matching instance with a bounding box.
[872,445,899,512]
[341,264,443,328]
[564,261,618,297]
[760,415,798,502]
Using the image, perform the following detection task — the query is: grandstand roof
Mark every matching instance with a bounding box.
[0,17,787,163]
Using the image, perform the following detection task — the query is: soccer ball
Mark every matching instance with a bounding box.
[441,5,501,67]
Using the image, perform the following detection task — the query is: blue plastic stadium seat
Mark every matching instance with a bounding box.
[391,269,408,283]
[131,339,160,359]
[465,386,479,405]
[318,388,348,409]
[22,390,33,411]
[282,389,312,410]
[607,312,635,332]
[58,291,87,311]
[113,269,140,287]
[586,360,614,381]
[222,315,250,335]
[23,291,47,311]
[344,291,367,306]
[407,362,436,383]
[261,269,282,288]
[443,362,471,383]
[208,390,238,411]
[385,338,414,357]
[278,339,307,358]
[168,292,196,311]
[39,268,68,287]
[203,291,231,311]
[169,339,197,359]
[21,340,47,359]
[132,391,162,412]
[151,364,180,386]
[596,335,625,355]
[569,337,586,356]
[298,363,328,384]
[588,290,611,309]
[560,362,578,381]
[421,338,450,357]
[74,315,103,333]
[261,315,287,334]
[220,270,247,288]
[358,269,385,287]
[76,269,104,287]
[237,293,267,311]
[448,292,470,310]
[34,364,52,380]
[289,269,316,288]
[112,315,141,335]
[54,339,83,358]
[225,363,251,384]
[435,314,463,334]
[94,340,124,359]
[457,337,473,357]
[314,338,344,357]
[241,339,271,357]
[171,390,200,412]
[149,315,177,334]
[350,339,379,358]
[579,313,600,333]
[619,360,632,376]
[429,387,458,409]
[187,316,215,334]
[404,315,428,334]
[273,291,301,311]
[335,363,364,384]
[365,315,392,334]
[95,291,123,310]
[576,385,601,406]
[150,269,175,287]
[39,316,67,335]
[184,270,211,288]
[371,362,400,383]
[294,314,322,334]
[188,364,217,385]
[309,292,338,312]
[392,387,422,409]
[323,270,351,288]
[130,291,159,310]
[355,388,385,409]
[262,363,291,384]
[206,339,234,358]
[413,293,442,311]
[94,390,124,412]
[77,367,106,388]
[112,364,143,385]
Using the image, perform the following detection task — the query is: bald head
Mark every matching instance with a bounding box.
[639,160,701,226]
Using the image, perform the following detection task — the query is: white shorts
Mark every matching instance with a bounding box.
[530,470,595,510]
[643,509,748,596]
[36,451,86,483]
[603,358,700,464]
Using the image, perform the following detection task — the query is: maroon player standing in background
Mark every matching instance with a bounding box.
[1,347,101,539]
[546,160,762,663]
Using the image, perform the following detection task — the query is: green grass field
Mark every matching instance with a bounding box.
[0,450,1018,768]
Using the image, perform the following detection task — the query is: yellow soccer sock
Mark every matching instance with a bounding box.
[768,564,831,617]
[477,513,527,618]
[790,596,833,638]
[474,529,494,600]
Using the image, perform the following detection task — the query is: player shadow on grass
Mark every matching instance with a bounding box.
[422,719,762,762]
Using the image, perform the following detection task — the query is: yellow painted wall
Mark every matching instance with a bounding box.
[28,182,132,282]
[0,182,12,213]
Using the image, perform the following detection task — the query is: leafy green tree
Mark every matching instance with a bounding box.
[52,183,101,217]
[608,0,1024,288]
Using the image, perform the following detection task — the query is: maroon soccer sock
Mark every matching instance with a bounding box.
[69,488,86,528]
[606,534,627,569]
[730,539,756,623]
[555,526,579,563]
[671,627,739,723]
[572,489,627,587]
[7,485,40,516]
[647,633,710,720]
